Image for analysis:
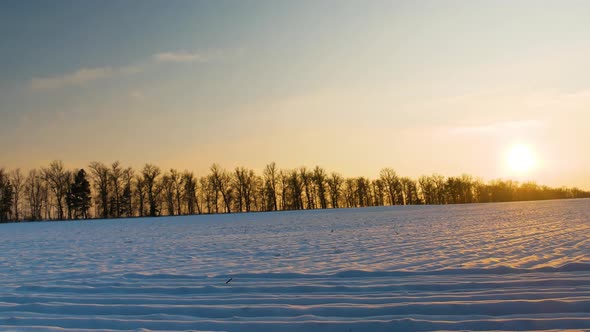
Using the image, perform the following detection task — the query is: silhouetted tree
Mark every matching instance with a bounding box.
[42,161,70,220]
[372,179,385,206]
[170,169,183,215]
[300,167,315,209]
[380,168,400,206]
[287,170,304,210]
[2,161,588,222]
[110,161,123,218]
[10,169,23,221]
[326,172,343,208]
[120,167,134,217]
[0,169,14,222]
[279,170,288,210]
[263,162,279,211]
[313,166,328,209]
[67,169,91,219]
[142,164,161,217]
[89,162,110,219]
[182,171,198,215]
[25,169,44,221]
[161,173,175,215]
[210,164,232,213]
[343,178,355,208]
[234,167,255,212]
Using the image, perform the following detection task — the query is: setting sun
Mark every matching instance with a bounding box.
[506,144,537,174]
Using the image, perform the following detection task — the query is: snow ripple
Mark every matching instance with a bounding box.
[1,199,590,331]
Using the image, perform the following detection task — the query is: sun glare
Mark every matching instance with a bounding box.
[506,144,537,174]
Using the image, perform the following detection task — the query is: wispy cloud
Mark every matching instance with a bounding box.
[153,51,209,63]
[32,67,114,90]
[30,48,241,90]
[31,65,142,90]
[153,48,243,63]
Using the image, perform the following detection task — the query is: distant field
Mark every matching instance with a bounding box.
[1,199,590,331]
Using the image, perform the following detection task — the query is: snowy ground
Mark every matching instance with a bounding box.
[1,199,590,331]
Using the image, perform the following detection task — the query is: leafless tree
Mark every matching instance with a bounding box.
[135,174,146,217]
[182,171,198,215]
[89,161,110,219]
[263,162,279,211]
[279,170,289,210]
[110,161,123,218]
[25,169,44,220]
[300,167,315,210]
[170,169,183,215]
[42,161,70,220]
[380,168,401,206]
[326,172,343,208]
[234,167,256,212]
[161,173,175,215]
[142,164,161,217]
[312,166,328,209]
[210,164,232,213]
[10,169,23,221]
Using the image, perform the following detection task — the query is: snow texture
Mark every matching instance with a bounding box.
[1,199,590,331]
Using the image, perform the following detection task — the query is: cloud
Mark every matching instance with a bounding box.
[153,51,209,63]
[31,67,114,90]
[31,65,142,90]
[30,48,241,90]
[153,48,242,63]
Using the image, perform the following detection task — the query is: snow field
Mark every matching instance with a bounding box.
[1,199,590,331]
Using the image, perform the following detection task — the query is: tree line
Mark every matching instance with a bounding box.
[0,161,588,222]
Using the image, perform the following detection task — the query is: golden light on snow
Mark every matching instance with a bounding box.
[506,143,537,174]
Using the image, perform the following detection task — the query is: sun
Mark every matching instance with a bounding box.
[506,143,537,174]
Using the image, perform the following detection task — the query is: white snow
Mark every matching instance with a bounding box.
[1,199,590,331]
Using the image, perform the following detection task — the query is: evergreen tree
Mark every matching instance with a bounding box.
[68,169,91,219]
[0,169,14,222]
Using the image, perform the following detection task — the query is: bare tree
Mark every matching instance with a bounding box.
[380,168,401,206]
[372,179,385,206]
[263,162,279,211]
[300,167,315,209]
[25,169,44,220]
[356,177,371,207]
[161,173,175,216]
[400,177,420,205]
[110,161,123,218]
[326,172,343,208]
[142,164,162,217]
[135,174,146,217]
[210,164,232,213]
[200,175,216,214]
[279,170,288,211]
[418,175,435,205]
[312,166,328,209]
[343,178,356,208]
[89,161,110,219]
[10,169,23,221]
[170,169,183,215]
[287,170,304,210]
[42,161,70,220]
[234,167,256,212]
[182,171,198,215]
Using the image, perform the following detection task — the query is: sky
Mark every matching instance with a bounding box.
[1,0,590,188]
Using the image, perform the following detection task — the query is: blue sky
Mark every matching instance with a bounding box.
[1,1,590,187]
